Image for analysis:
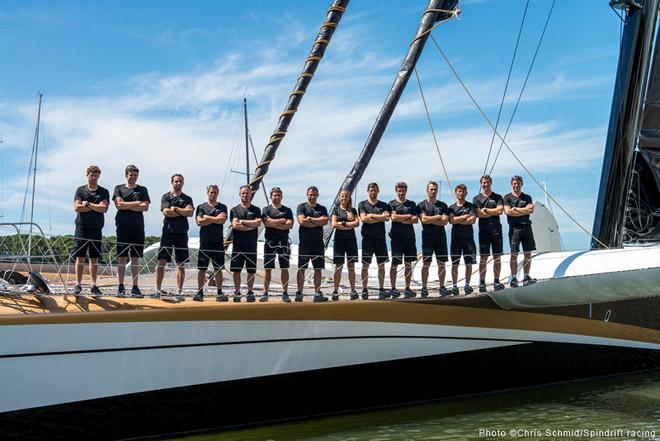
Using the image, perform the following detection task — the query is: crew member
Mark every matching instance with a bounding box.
[296,186,329,302]
[194,184,227,302]
[448,184,477,295]
[262,187,294,302]
[358,182,391,300]
[72,165,109,297]
[230,185,262,302]
[331,189,360,301]
[113,164,150,298]
[503,175,537,287]
[472,175,505,292]
[389,182,418,298]
[418,181,449,297]
[156,174,194,299]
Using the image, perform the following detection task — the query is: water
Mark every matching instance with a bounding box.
[173,372,660,441]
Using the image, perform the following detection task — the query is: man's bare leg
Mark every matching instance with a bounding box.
[404,262,412,290]
[156,259,166,290]
[90,258,99,285]
[313,268,322,291]
[75,256,84,286]
[264,269,272,294]
[347,262,356,290]
[296,268,305,293]
[118,256,127,286]
[130,256,139,286]
[176,264,185,294]
[281,269,289,293]
[197,269,206,290]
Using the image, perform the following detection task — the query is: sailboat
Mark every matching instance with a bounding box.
[0,0,659,439]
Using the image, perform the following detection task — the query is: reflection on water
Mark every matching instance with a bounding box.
[175,372,660,441]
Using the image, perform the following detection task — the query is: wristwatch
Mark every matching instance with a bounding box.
[341,220,347,226]
[84,201,90,207]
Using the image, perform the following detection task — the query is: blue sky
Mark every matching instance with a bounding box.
[0,0,622,250]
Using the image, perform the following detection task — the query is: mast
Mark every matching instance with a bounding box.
[28,92,43,264]
[324,0,459,243]
[592,0,660,248]
[247,0,349,195]
[244,95,250,186]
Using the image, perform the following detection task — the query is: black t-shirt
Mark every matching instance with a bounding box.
[503,192,533,226]
[160,192,194,234]
[230,204,261,244]
[472,192,503,231]
[296,202,328,243]
[74,185,110,229]
[358,200,391,240]
[417,199,448,236]
[113,184,151,229]
[331,206,358,240]
[448,202,476,239]
[388,199,418,239]
[196,202,227,243]
[262,204,294,242]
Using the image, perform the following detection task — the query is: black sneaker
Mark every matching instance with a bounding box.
[246,291,256,303]
[117,285,126,298]
[175,293,186,302]
[350,290,359,300]
[451,286,460,296]
[313,291,328,302]
[464,285,473,295]
[331,291,339,301]
[90,285,103,297]
[282,292,291,303]
[510,277,519,288]
[390,289,401,299]
[193,290,204,302]
[150,290,162,299]
[259,293,269,302]
[294,291,304,302]
[493,281,505,291]
[131,286,144,298]
[361,289,369,300]
[479,283,487,293]
[73,284,82,296]
[404,288,415,298]
[420,287,429,298]
[439,287,449,297]
[233,291,242,302]
[216,293,228,302]
[378,288,389,300]
[523,276,537,287]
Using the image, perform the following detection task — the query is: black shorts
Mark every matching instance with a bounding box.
[298,238,325,269]
[509,224,537,253]
[264,238,290,269]
[116,226,145,258]
[230,241,257,273]
[198,241,225,270]
[333,237,358,265]
[391,235,417,265]
[72,227,103,259]
[422,232,448,263]
[361,236,389,264]
[157,233,189,264]
[450,235,476,265]
[478,228,503,256]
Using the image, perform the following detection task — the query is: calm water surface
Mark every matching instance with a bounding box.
[174,372,660,441]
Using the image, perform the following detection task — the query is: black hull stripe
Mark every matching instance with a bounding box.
[0,334,532,359]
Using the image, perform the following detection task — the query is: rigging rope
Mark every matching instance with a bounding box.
[414,67,452,191]
[483,0,530,175]
[487,0,556,175]
[429,33,609,249]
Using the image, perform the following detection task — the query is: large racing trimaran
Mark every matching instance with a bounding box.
[1,1,659,439]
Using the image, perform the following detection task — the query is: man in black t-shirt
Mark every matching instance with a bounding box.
[193,184,227,302]
[473,175,505,293]
[262,187,294,302]
[72,165,110,296]
[448,184,477,295]
[296,186,329,302]
[230,185,262,302]
[388,181,418,298]
[156,174,194,299]
[113,164,150,298]
[418,181,449,298]
[358,182,391,299]
[503,175,536,287]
